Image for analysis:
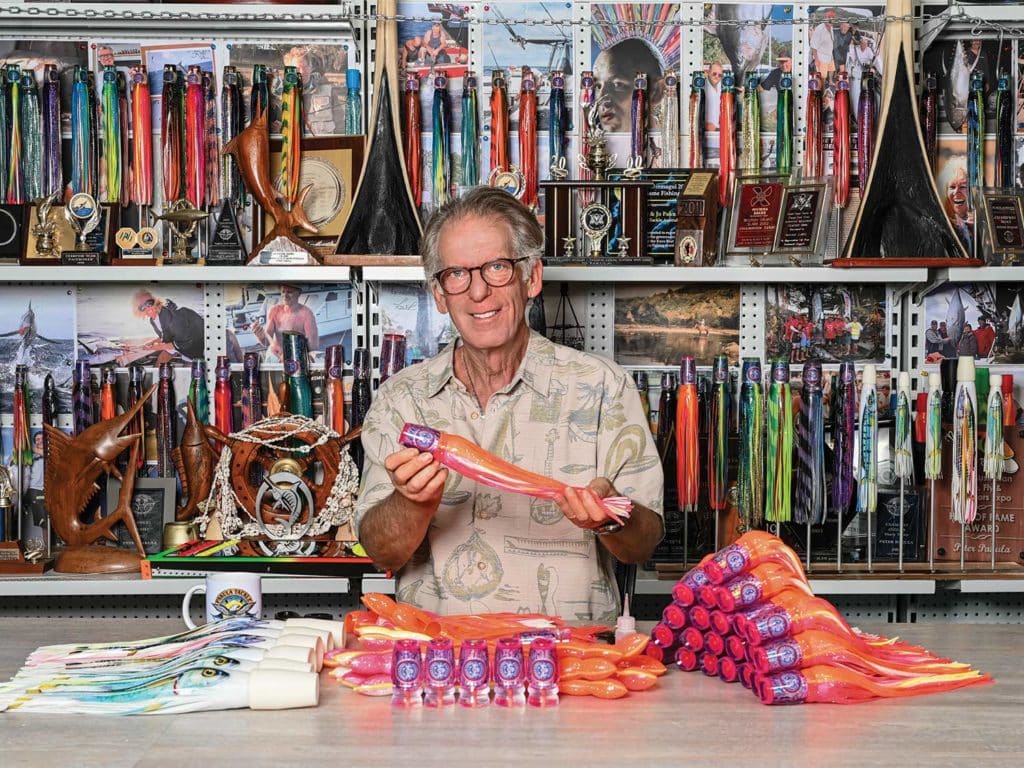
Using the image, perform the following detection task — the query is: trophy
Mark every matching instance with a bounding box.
[152,199,210,265]
[61,192,103,265]
[30,195,59,261]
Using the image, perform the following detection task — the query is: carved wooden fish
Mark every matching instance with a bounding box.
[172,399,218,522]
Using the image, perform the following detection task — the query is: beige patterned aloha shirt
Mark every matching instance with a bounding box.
[353,331,663,623]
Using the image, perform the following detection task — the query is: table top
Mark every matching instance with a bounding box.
[1,619,1022,767]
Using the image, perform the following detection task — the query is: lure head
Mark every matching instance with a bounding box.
[664,74,678,91]
[771,359,790,384]
[808,74,821,91]
[723,73,735,92]
[129,363,144,386]
[215,355,231,381]
[243,351,261,377]
[191,358,207,381]
[742,358,762,385]
[324,344,344,381]
[400,423,441,454]
[758,670,809,705]
[550,71,564,90]
[713,355,729,384]
[680,355,697,385]
[691,71,706,91]
[970,70,984,93]
[804,361,822,391]
[74,359,91,385]
[159,362,174,381]
[102,365,117,386]
[838,361,856,385]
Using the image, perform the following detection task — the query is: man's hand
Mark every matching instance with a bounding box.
[384,447,448,508]
[556,477,619,530]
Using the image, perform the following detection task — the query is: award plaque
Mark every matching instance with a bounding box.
[112,226,159,265]
[977,189,1024,265]
[773,180,830,264]
[0,204,25,264]
[726,175,831,267]
[60,194,112,265]
[207,201,246,265]
[725,176,785,264]
[674,170,720,266]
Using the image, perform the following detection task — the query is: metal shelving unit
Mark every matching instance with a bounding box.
[0,573,396,597]
[0,266,351,283]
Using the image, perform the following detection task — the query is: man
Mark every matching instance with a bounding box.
[252,284,319,362]
[593,37,665,133]
[847,31,882,113]
[975,316,996,358]
[758,56,792,129]
[846,317,863,356]
[833,21,854,72]
[925,320,942,354]
[400,35,424,69]
[354,187,664,620]
[958,323,978,357]
[810,10,836,80]
[704,62,724,131]
[131,289,205,361]
[422,22,449,65]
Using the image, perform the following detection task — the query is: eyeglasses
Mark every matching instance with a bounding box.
[137,298,156,312]
[433,257,528,295]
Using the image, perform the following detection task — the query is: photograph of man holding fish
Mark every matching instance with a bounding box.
[925,284,1024,365]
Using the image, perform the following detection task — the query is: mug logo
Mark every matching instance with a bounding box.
[213,588,256,619]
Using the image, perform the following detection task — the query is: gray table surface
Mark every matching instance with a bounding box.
[0,619,1021,767]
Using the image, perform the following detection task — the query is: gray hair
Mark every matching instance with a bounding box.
[420,186,543,289]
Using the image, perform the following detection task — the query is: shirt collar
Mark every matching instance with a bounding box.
[423,330,555,399]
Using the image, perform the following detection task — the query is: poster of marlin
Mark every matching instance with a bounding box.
[0,286,74,414]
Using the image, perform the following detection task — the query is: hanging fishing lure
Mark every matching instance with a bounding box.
[856,69,876,197]
[128,67,152,207]
[661,73,680,168]
[995,73,1013,190]
[127,365,145,473]
[280,65,302,208]
[832,362,857,519]
[708,355,731,514]
[432,72,453,209]
[676,356,700,515]
[6,65,23,204]
[894,371,913,483]
[966,71,984,209]
[741,74,760,173]
[920,71,937,171]
[72,360,93,437]
[857,365,879,524]
[951,356,978,525]
[161,65,183,204]
[156,363,177,478]
[719,74,737,209]
[188,358,210,425]
[41,64,61,198]
[805,75,823,178]
[547,70,567,176]
[924,372,943,480]
[0,67,9,202]
[738,358,765,529]
[325,344,346,435]
[345,68,361,135]
[984,375,1004,483]
[765,360,793,524]
[489,70,510,175]
[518,68,538,208]
[214,355,234,434]
[462,75,479,187]
[116,71,130,203]
[579,70,597,180]
[793,361,825,525]
[630,70,648,167]
[833,72,851,208]
[241,352,263,428]
[220,66,243,206]
[687,71,705,169]
[402,73,423,209]
[1002,374,1015,428]
[184,65,206,208]
[19,72,42,202]
[203,70,220,208]
[41,373,57,461]
[97,365,115,421]
[101,66,121,205]
[250,64,270,125]
[776,72,793,175]
[12,365,32,466]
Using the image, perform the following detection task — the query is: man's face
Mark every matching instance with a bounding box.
[708,64,724,87]
[947,174,969,217]
[432,214,540,354]
[33,433,43,455]
[840,22,851,33]
[280,286,302,306]
[971,39,982,53]
[593,51,634,132]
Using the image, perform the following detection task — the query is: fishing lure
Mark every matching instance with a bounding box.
[704,531,807,586]
[920,72,937,171]
[676,357,699,515]
[127,365,146,473]
[324,344,346,435]
[856,365,879,532]
[12,365,32,465]
[100,365,117,421]
[765,360,793,524]
[161,65,183,204]
[432,72,452,209]
[741,74,760,173]
[719,74,736,209]
[984,374,1004,482]
[19,73,41,202]
[662,74,680,168]
[184,66,206,208]
[250,64,269,125]
[1002,374,1015,428]
[101,66,121,204]
[203,71,220,208]
[714,563,815,614]
[72,360,93,436]
[0,67,8,202]
[116,72,130,203]
[345,68,361,135]
[489,70,510,175]
[630,70,648,167]
[157,362,177,478]
[6,65,23,203]
[188,358,210,425]
[737,358,764,529]
[776,72,793,175]
[687,71,705,169]
[579,70,596,182]
[925,372,943,480]
[518,68,538,208]
[129,67,153,207]
[894,371,913,482]
[966,71,984,208]
[403,73,422,209]
[399,423,632,523]
[995,73,1013,190]
[462,75,479,187]
[832,362,857,519]
[214,355,234,435]
[220,66,243,206]
[856,69,876,196]
[548,71,566,174]
[758,664,990,705]
[41,374,57,461]
[833,72,851,208]
[280,65,302,207]
[70,66,94,197]
[951,356,978,525]
[707,355,730,514]
[794,361,825,525]
[41,64,61,198]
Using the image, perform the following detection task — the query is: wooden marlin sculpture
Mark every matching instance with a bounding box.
[222,108,319,263]
[172,399,218,523]
[44,385,157,574]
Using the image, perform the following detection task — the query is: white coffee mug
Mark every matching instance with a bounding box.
[182,572,263,629]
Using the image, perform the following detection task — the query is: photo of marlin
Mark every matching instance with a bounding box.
[0,287,74,413]
[704,4,773,86]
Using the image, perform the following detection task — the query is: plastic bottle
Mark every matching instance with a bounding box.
[423,637,456,707]
[390,638,423,707]
[526,637,559,707]
[615,594,638,642]
[457,638,490,707]
[492,637,526,706]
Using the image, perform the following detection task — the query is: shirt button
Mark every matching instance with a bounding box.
[471,412,478,420]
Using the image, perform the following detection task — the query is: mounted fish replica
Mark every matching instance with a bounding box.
[43,386,157,573]
[221,109,319,264]
[837,0,976,266]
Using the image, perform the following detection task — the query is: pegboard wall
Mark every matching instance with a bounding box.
[909,592,1024,623]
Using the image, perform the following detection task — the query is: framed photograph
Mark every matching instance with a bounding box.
[21,203,117,264]
[261,135,364,249]
[724,174,787,263]
[107,476,177,555]
[773,180,831,262]
[978,191,1024,265]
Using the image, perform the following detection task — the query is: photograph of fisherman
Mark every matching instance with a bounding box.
[939,159,974,255]
[847,30,882,113]
[924,283,1024,364]
[810,9,837,80]
[922,36,1009,130]
[354,187,663,621]
[0,285,73,413]
[131,289,205,363]
[592,37,665,133]
[251,284,320,363]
